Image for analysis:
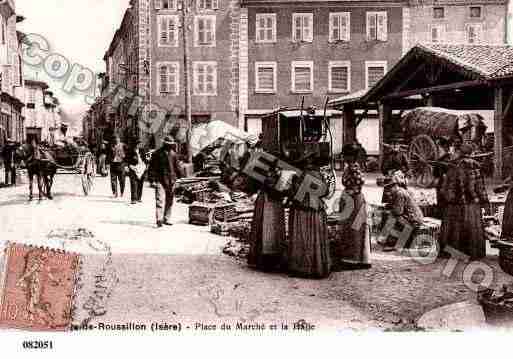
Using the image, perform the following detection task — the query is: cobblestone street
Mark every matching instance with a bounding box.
[1,172,511,332]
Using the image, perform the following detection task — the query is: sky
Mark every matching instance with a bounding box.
[16,0,131,122]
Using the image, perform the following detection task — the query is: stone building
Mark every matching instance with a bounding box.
[240,0,408,154]
[0,0,25,147]
[406,0,509,49]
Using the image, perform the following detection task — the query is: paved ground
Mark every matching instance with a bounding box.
[0,172,383,332]
[0,171,511,332]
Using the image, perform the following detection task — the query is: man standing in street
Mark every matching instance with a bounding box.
[148,136,184,228]
[110,135,127,198]
[2,138,17,186]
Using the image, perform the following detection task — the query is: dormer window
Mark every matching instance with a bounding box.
[433,7,445,19]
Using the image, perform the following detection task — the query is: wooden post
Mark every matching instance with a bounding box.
[342,105,356,146]
[378,102,391,170]
[494,86,504,181]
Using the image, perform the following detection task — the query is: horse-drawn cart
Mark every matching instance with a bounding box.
[398,107,488,187]
[17,142,96,199]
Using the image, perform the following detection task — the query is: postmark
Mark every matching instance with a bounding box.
[0,242,80,331]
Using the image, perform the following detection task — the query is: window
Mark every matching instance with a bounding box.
[28,88,36,104]
[194,15,216,46]
[0,17,5,45]
[292,61,313,93]
[366,12,387,41]
[13,54,20,86]
[329,61,350,93]
[466,23,482,44]
[365,61,387,89]
[256,14,276,43]
[469,6,482,19]
[197,0,219,11]
[193,62,217,95]
[292,13,313,43]
[255,62,277,93]
[157,62,179,95]
[430,24,446,43]
[155,0,177,10]
[158,15,178,47]
[329,12,350,42]
[433,7,445,19]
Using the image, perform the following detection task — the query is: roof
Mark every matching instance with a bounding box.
[420,44,513,79]
[331,43,513,107]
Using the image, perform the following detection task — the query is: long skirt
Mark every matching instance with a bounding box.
[247,191,286,271]
[502,190,513,240]
[440,203,486,259]
[335,192,371,268]
[288,206,331,279]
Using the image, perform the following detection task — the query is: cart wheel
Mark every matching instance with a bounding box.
[81,154,95,196]
[408,135,439,188]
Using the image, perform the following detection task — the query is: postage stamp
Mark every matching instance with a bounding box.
[0,242,80,331]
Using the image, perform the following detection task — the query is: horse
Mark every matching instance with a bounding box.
[15,143,57,201]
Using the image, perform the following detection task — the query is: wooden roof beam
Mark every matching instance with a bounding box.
[383,80,487,101]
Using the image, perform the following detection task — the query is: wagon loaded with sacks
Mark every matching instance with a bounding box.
[399,107,488,187]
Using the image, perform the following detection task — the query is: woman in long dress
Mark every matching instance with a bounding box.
[335,144,371,270]
[287,159,331,279]
[247,189,286,271]
[440,144,489,259]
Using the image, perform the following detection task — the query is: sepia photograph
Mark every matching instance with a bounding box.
[1,0,513,356]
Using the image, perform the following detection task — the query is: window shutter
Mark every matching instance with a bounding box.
[343,14,350,41]
[366,13,372,40]
[155,0,162,10]
[295,67,311,91]
[331,66,348,91]
[293,17,299,42]
[304,16,313,42]
[258,67,274,91]
[169,17,176,43]
[208,19,214,43]
[329,15,337,42]
[377,12,387,41]
[160,18,168,44]
[475,24,483,44]
[160,66,168,93]
[368,66,384,88]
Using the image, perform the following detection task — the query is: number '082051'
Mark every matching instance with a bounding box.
[22,341,54,350]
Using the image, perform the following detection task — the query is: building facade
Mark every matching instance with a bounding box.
[0,0,25,147]
[406,0,508,49]
[24,80,61,144]
[149,0,240,131]
[240,0,407,154]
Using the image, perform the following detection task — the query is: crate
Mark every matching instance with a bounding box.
[213,204,237,222]
[189,202,217,226]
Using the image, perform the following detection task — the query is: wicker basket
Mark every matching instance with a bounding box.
[478,288,513,325]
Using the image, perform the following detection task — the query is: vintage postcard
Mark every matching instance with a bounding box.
[1,0,513,357]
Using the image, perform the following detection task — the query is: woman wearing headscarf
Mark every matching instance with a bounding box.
[440,143,489,259]
[287,156,331,279]
[334,144,372,270]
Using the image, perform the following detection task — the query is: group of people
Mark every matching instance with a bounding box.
[99,135,184,228]
[381,136,490,260]
[247,143,372,279]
